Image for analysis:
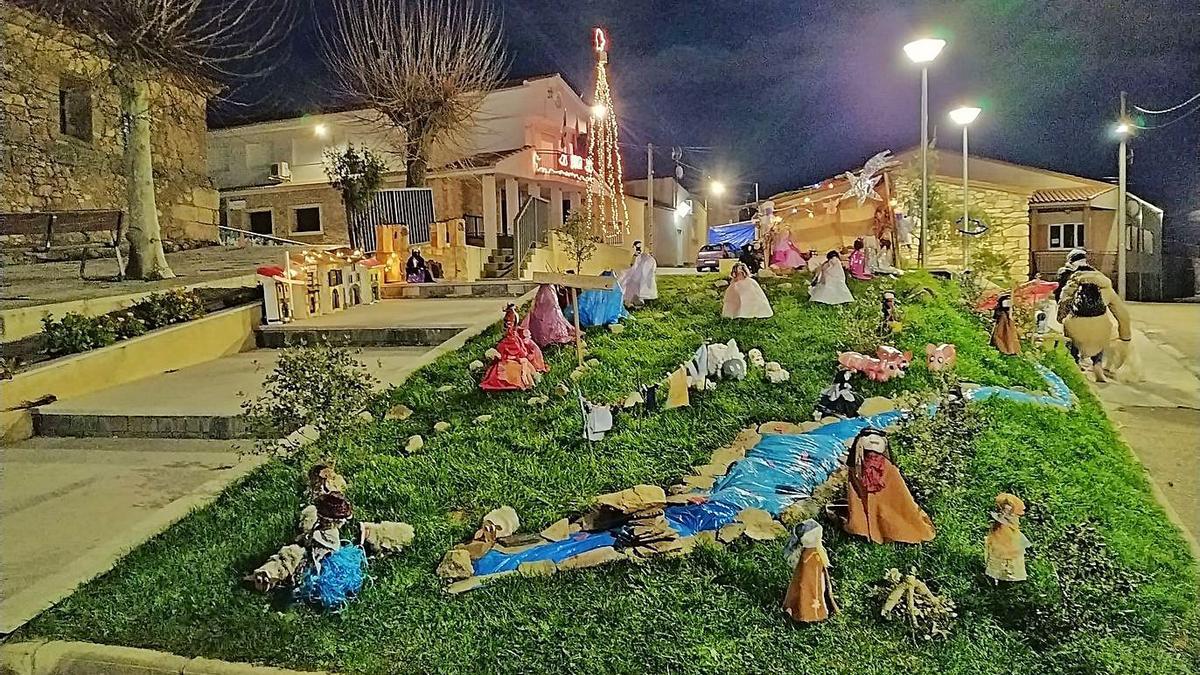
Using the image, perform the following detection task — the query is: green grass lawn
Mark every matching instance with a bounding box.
[21,273,1199,674]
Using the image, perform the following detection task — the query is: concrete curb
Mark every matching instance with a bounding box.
[0,640,329,675]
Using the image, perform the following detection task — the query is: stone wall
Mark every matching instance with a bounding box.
[0,8,218,242]
[892,174,1032,281]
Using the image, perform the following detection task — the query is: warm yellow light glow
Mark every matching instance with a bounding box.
[1114,121,1131,135]
[949,106,981,125]
[903,38,946,64]
[591,104,608,119]
[314,123,328,137]
[710,181,726,196]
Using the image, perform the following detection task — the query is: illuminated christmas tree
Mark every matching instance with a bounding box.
[584,27,628,241]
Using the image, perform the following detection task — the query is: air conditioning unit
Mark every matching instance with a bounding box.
[268,161,292,182]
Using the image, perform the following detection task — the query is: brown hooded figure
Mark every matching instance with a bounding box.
[843,428,935,544]
[990,292,1021,355]
[783,519,838,623]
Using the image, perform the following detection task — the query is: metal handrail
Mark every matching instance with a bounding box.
[511,196,550,278]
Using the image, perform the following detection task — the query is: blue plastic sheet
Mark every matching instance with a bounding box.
[707,221,757,249]
[568,271,629,327]
[467,368,1071,577]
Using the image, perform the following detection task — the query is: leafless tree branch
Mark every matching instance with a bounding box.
[319,0,507,186]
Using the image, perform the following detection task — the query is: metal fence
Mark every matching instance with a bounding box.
[511,196,550,278]
[349,188,435,252]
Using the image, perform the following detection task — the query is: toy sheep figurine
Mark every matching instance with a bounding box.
[359,521,416,556]
[246,544,306,592]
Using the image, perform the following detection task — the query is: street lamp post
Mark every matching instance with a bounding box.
[904,38,946,268]
[949,106,981,270]
[1115,91,1130,299]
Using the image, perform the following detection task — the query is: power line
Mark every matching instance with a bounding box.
[1134,91,1200,115]
[1132,102,1200,130]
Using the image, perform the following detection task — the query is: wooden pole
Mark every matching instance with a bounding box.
[572,287,584,366]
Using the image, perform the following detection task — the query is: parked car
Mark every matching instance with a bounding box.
[696,243,741,272]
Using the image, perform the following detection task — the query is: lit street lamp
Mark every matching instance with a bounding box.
[904,37,946,268]
[709,180,726,196]
[949,105,981,269]
[1114,93,1132,299]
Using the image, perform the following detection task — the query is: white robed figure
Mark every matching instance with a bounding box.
[618,240,658,306]
[722,262,773,319]
[809,251,854,305]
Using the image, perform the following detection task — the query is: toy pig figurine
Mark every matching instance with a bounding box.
[925,343,957,372]
[985,493,1031,582]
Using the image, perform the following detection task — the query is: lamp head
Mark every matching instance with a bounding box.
[903,38,946,64]
[591,103,608,120]
[710,181,726,196]
[1114,121,1132,136]
[949,106,981,126]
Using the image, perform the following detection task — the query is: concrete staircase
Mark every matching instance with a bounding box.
[482,247,515,279]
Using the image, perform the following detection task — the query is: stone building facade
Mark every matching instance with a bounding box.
[0,6,218,242]
[891,174,1033,281]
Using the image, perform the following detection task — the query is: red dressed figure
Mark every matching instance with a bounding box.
[480,305,540,391]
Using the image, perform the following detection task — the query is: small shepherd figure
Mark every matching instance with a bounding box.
[984,493,1031,582]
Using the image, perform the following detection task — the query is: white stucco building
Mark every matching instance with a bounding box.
[208,74,596,252]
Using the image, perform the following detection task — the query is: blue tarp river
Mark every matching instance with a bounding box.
[472,365,1072,576]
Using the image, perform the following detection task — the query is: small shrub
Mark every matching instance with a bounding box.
[242,343,378,443]
[890,384,984,504]
[1038,522,1148,638]
[109,311,148,340]
[130,290,205,329]
[42,312,117,357]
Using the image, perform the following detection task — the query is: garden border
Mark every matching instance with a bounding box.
[0,640,330,675]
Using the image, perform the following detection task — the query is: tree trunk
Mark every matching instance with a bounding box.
[121,76,174,280]
[405,154,428,188]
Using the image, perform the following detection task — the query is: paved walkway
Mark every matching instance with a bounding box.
[0,245,291,310]
[1090,302,1200,558]
[0,438,264,633]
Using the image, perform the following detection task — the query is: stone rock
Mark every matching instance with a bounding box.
[779,282,793,290]
[608,324,624,334]
[586,358,600,367]
[759,421,802,435]
[385,404,413,421]
[708,290,720,298]
[695,530,719,546]
[713,279,729,288]
[526,395,549,406]
[717,523,746,543]
[484,348,500,361]
[747,348,765,368]
[569,368,586,381]
[357,410,374,422]
[404,434,424,453]
[554,382,571,397]
[593,484,667,515]
[540,518,571,542]
[436,548,474,580]
[474,414,493,424]
[469,360,485,372]
[859,396,899,416]
[682,474,716,490]
[737,508,788,541]
[518,560,557,577]
[622,391,644,408]
[446,576,487,594]
[433,421,451,433]
[557,546,626,571]
[436,384,455,393]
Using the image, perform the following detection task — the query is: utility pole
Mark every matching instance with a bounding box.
[1117,91,1128,299]
[646,143,654,253]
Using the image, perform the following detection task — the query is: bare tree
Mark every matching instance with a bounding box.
[11,0,293,280]
[321,0,506,188]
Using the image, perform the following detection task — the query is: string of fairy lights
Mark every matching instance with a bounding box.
[583,27,629,241]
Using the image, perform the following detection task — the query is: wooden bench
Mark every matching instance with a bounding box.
[0,210,125,279]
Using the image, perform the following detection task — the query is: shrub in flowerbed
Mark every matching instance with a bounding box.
[40,289,207,358]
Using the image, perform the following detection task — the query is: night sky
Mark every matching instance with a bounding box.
[218,0,1200,239]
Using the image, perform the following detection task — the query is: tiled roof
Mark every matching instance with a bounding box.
[1029,186,1114,204]
[435,147,528,170]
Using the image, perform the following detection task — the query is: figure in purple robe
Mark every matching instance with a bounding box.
[521,284,580,348]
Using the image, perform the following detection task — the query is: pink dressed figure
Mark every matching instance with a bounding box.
[521,284,580,348]
[848,238,873,280]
